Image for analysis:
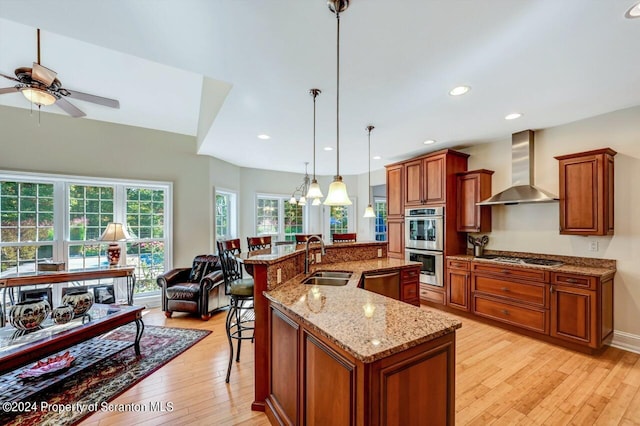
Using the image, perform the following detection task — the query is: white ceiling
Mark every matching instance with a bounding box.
[1,0,639,176]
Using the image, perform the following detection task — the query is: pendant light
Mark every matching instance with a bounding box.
[324,0,352,206]
[363,125,376,218]
[306,88,323,201]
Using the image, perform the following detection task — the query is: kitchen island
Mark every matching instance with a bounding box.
[243,242,461,425]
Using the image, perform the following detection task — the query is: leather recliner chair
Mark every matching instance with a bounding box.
[156,254,229,320]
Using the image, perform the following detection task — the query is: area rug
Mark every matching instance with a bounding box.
[0,324,211,426]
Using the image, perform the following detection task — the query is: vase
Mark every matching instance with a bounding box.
[61,290,94,316]
[9,299,51,331]
[52,305,75,324]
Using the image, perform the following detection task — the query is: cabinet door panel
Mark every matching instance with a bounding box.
[550,285,596,347]
[387,219,405,259]
[386,165,404,217]
[270,307,300,424]
[404,160,423,205]
[563,159,598,231]
[304,333,355,426]
[447,270,470,311]
[424,156,445,204]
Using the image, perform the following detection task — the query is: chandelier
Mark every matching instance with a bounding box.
[289,162,311,206]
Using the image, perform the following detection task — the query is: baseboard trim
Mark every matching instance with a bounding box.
[610,330,640,355]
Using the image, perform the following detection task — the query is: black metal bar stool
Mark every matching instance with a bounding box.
[217,240,255,383]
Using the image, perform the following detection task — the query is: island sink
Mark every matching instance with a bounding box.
[302,270,352,286]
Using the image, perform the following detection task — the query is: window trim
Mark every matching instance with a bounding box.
[323,197,357,239]
[215,188,238,243]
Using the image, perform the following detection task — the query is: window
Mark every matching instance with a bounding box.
[324,200,356,240]
[0,181,55,274]
[374,199,387,241]
[256,195,304,242]
[0,172,171,298]
[215,190,237,241]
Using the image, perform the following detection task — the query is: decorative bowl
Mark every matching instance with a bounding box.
[52,305,75,324]
[61,290,94,316]
[9,299,51,331]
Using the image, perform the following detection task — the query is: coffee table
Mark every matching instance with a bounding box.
[0,303,144,375]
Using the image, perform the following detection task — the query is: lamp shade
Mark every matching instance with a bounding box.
[306,179,324,199]
[298,196,307,206]
[21,88,56,106]
[289,196,297,204]
[98,223,135,242]
[324,176,352,206]
[363,204,375,218]
[312,197,322,206]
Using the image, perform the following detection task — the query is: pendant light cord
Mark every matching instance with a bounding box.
[310,89,320,180]
[336,11,341,178]
[367,125,374,205]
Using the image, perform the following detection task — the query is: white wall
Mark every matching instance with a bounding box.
[0,105,212,268]
[463,105,640,336]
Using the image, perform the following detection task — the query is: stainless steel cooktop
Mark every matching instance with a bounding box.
[478,255,564,267]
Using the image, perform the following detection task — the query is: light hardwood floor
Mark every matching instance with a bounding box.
[81,306,640,425]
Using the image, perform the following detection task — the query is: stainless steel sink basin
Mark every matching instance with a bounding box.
[308,271,353,279]
[302,276,350,286]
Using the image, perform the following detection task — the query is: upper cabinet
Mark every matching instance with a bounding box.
[555,148,616,236]
[404,154,447,206]
[386,164,404,218]
[456,169,494,233]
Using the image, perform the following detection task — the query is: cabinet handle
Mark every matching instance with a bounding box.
[550,285,554,294]
[500,287,510,292]
[565,278,578,283]
[502,270,510,274]
[501,309,510,316]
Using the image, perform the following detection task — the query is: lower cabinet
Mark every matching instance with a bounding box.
[446,259,470,311]
[267,304,457,425]
[451,258,615,352]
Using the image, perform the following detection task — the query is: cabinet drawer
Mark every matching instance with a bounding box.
[472,275,547,308]
[446,259,470,271]
[473,296,548,334]
[419,285,445,304]
[472,263,549,282]
[402,282,419,300]
[551,272,597,290]
[401,267,420,283]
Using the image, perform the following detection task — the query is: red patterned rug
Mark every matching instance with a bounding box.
[0,325,211,425]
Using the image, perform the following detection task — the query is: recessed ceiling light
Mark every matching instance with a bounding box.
[625,1,640,18]
[505,113,523,120]
[323,146,333,151]
[423,139,436,145]
[373,155,382,160]
[449,85,470,96]
[257,134,271,140]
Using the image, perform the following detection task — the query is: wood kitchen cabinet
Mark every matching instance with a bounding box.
[267,303,457,425]
[549,272,613,349]
[456,169,493,233]
[404,151,467,207]
[401,266,420,306]
[555,148,616,236]
[446,259,470,311]
[386,219,405,259]
[385,164,405,259]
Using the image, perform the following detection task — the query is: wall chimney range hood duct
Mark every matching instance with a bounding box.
[477,130,558,206]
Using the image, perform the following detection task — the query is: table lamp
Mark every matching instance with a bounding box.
[99,223,135,266]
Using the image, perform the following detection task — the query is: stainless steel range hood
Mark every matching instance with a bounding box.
[477,130,558,206]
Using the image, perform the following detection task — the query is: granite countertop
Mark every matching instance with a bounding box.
[447,253,616,279]
[243,241,386,265]
[264,258,462,364]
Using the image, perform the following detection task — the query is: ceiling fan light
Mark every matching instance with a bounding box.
[306,180,324,199]
[323,176,352,206]
[312,198,322,206]
[21,88,56,106]
[363,204,375,218]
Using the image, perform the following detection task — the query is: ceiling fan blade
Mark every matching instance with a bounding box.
[0,87,19,95]
[56,97,86,118]
[65,89,120,108]
[1,72,20,82]
[32,62,57,86]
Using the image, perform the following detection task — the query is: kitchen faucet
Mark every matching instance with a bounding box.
[305,235,326,274]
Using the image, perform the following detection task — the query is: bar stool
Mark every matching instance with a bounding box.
[246,236,272,251]
[217,241,255,383]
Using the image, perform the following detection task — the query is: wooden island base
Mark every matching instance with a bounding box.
[265,304,456,426]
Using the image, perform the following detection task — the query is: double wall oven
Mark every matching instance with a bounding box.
[405,207,444,287]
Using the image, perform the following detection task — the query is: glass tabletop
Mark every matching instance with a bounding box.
[0,304,136,355]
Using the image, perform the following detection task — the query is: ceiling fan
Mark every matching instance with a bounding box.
[0,28,120,118]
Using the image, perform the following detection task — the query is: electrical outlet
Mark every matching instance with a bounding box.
[315,253,322,263]
[277,268,282,284]
[377,248,383,258]
[589,241,599,252]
